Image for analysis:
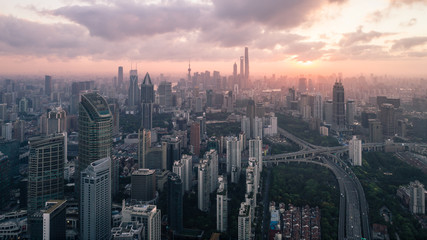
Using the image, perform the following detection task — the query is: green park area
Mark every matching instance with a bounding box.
[206,121,241,137]
[269,163,339,240]
[276,113,340,147]
[264,138,300,155]
[353,152,427,239]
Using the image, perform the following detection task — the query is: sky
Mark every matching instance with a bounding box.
[1,0,427,77]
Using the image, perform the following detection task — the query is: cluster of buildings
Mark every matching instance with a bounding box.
[397,180,426,215]
[268,202,321,240]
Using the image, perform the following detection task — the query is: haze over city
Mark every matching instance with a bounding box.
[1,0,427,76]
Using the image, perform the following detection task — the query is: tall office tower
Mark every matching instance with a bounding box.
[244,47,249,81]
[190,122,201,156]
[246,99,256,138]
[369,119,383,143]
[121,204,161,240]
[198,161,210,212]
[226,136,241,183]
[216,175,228,232]
[45,75,52,97]
[253,116,263,138]
[238,202,252,240]
[247,157,259,196]
[2,122,13,140]
[13,119,25,143]
[397,120,406,137]
[168,173,183,233]
[40,107,67,135]
[28,133,66,213]
[162,137,181,171]
[346,100,355,126]
[158,81,172,107]
[298,77,307,92]
[324,100,333,124]
[80,157,111,240]
[109,100,120,136]
[233,62,238,86]
[0,103,7,121]
[348,136,362,166]
[249,137,263,173]
[181,155,193,192]
[313,94,323,120]
[409,180,425,214]
[78,92,117,196]
[131,169,156,201]
[138,128,151,169]
[118,66,124,87]
[18,98,28,113]
[332,80,346,130]
[172,161,184,192]
[241,116,251,138]
[141,73,154,130]
[28,200,67,240]
[128,69,139,107]
[0,152,10,207]
[379,103,396,137]
[197,114,207,140]
[205,149,219,193]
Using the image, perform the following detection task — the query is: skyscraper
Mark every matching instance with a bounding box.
[349,136,362,166]
[198,161,210,212]
[324,100,333,124]
[128,69,139,107]
[118,66,124,88]
[249,137,263,173]
[158,81,172,107]
[121,204,161,240]
[409,180,425,214]
[298,78,307,92]
[80,157,112,240]
[313,94,323,121]
[168,173,183,233]
[174,154,192,192]
[28,133,66,213]
[45,75,52,97]
[190,122,201,156]
[78,92,116,196]
[244,47,249,81]
[246,99,256,138]
[233,62,238,85]
[379,103,396,137]
[131,169,156,202]
[28,200,67,240]
[216,175,228,232]
[346,100,355,126]
[0,152,10,207]
[238,202,251,240]
[141,73,154,130]
[226,136,241,183]
[332,80,345,130]
[40,107,67,135]
[369,119,383,143]
[138,128,151,169]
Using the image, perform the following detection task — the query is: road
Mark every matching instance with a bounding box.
[263,127,371,240]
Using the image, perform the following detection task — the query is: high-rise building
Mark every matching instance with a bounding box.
[168,173,183,233]
[78,92,117,197]
[121,204,161,240]
[233,62,238,86]
[346,100,355,126]
[238,202,251,240]
[216,175,228,233]
[162,136,182,171]
[45,75,52,97]
[226,136,241,183]
[369,119,383,143]
[141,73,154,130]
[190,122,201,156]
[198,161,210,212]
[28,133,66,213]
[409,180,425,214]
[241,116,251,138]
[40,107,67,135]
[174,154,192,192]
[0,103,7,121]
[1,122,12,140]
[298,78,307,92]
[205,149,219,193]
[118,66,124,88]
[128,69,139,107]
[246,99,256,138]
[324,100,333,124]
[379,103,396,137]
[28,200,67,240]
[109,100,120,137]
[80,157,111,240]
[253,116,263,138]
[0,152,10,207]
[138,128,151,169]
[244,47,249,81]
[12,120,25,143]
[332,80,346,130]
[349,136,362,166]
[313,94,323,120]
[158,81,172,107]
[249,137,263,173]
[131,169,156,202]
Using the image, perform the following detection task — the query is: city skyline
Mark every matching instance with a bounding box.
[0,0,427,76]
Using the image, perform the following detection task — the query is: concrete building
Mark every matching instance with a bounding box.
[332,80,346,131]
[40,107,67,135]
[324,100,333,125]
[121,204,161,240]
[241,116,251,138]
[409,180,425,214]
[128,69,140,107]
[346,100,355,126]
[141,73,154,130]
[238,202,252,240]
[379,103,396,137]
[111,221,144,240]
[216,176,228,233]
[205,149,219,193]
[313,94,323,121]
[253,116,263,138]
[137,128,151,169]
[45,75,52,97]
[0,152,10,209]
[80,157,112,240]
[158,81,172,107]
[28,133,66,213]
[369,119,383,143]
[190,122,201,156]
[249,137,263,173]
[1,122,12,140]
[198,162,210,212]
[349,136,362,166]
[226,136,241,183]
[28,200,67,240]
[131,169,157,202]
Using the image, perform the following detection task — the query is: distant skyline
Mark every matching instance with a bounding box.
[1,0,427,76]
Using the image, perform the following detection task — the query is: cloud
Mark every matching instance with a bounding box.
[390,0,427,7]
[400,18,417,27]
[391,36,427,50]
[339,26,392,47]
